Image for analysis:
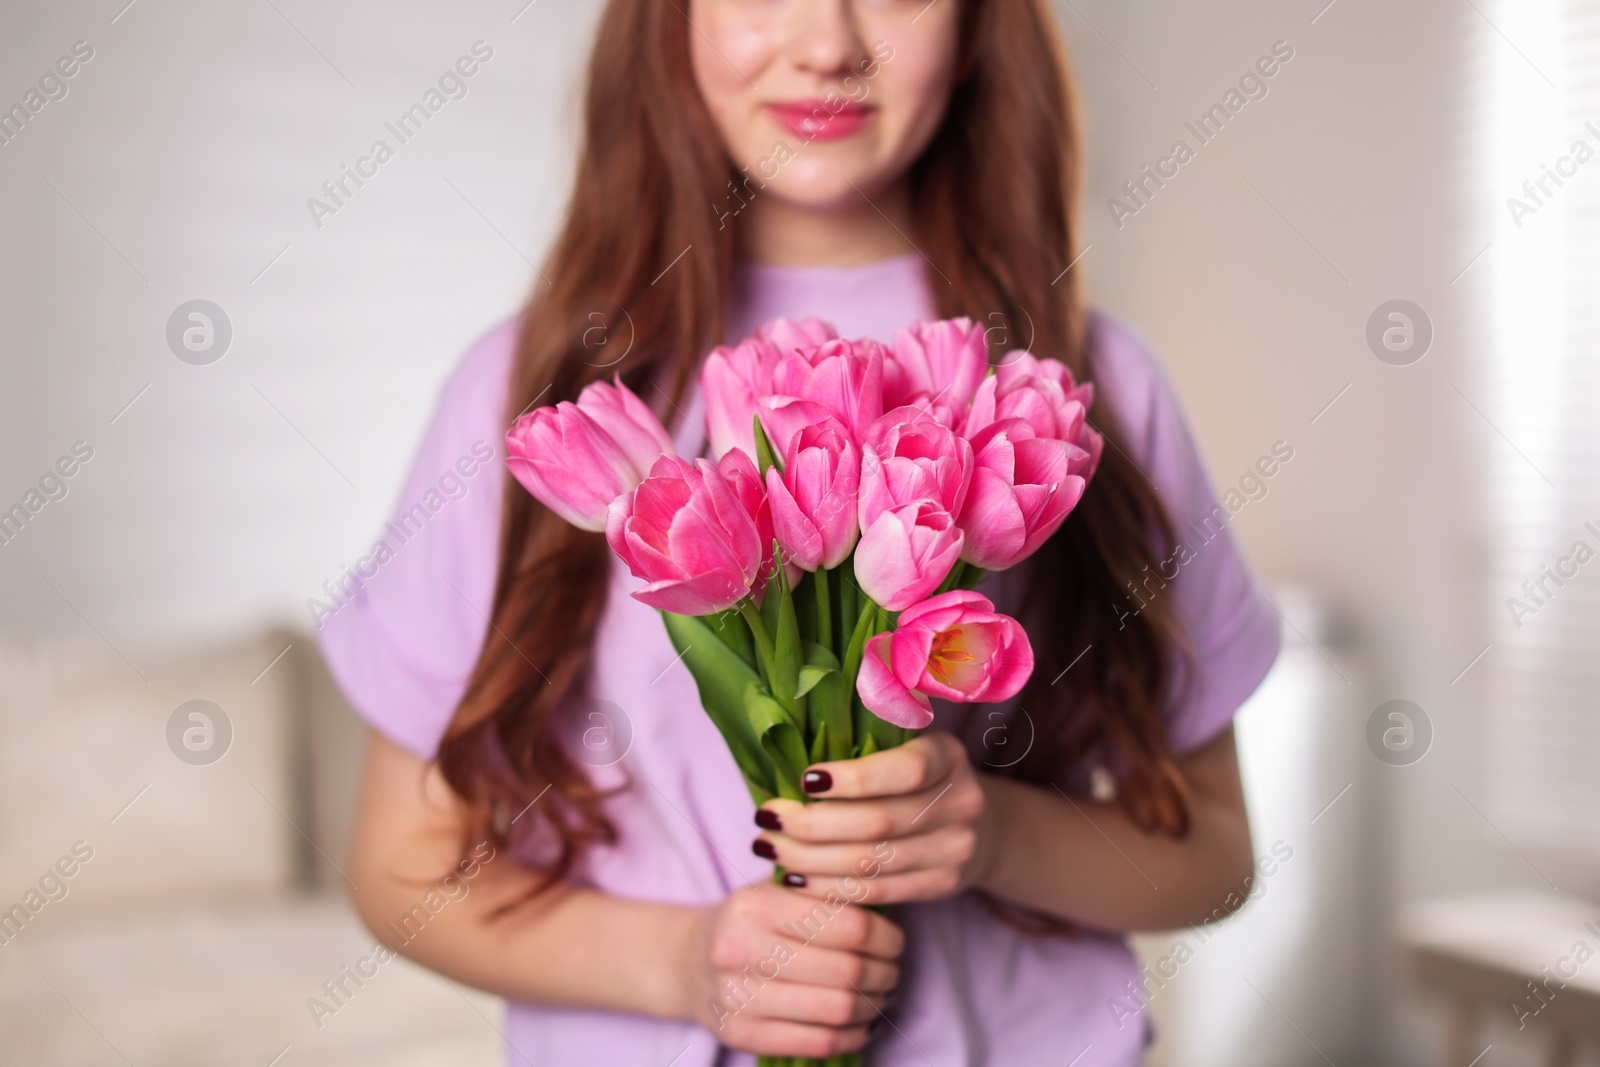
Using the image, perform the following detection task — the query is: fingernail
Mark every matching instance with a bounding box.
[751,838,778,861]
[754,808,782,831]
[781,871,807,888]
[802,769,833,794]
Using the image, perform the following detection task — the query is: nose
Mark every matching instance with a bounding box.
[786,0,870,78]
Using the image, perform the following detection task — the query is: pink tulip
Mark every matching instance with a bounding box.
[717,447,789,597]
[507,377,673,531]
[756,316,838,354]
[853,500,963,612]
[957,417,1091,570]
[884,317,991,411]
[752,396,843,465]
[768,337,886,448]
[858,408,974,532]
[700,319,842,460]
[700,337,783,460]
[605,453,764,615]
[966,351,1103,475]
[764,418,860,572]
[890,392,967,432]
[856,591,1034,728]
[574,376,676,478]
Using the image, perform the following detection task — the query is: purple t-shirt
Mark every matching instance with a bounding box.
[318,252,1281,1067]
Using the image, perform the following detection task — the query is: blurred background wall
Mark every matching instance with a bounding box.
[2,1,1597,1065]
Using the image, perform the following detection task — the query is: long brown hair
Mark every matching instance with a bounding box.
[436,0,1193,912]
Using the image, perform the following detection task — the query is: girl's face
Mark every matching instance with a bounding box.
[688,0,964,213]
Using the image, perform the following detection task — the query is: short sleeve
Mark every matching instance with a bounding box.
[1087,311,1282,754]
[315,319,519,760]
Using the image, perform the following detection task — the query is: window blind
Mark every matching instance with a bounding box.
[1484,0,1600,852]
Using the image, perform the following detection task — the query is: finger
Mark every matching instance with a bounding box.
[762,826,972,883]
[759,780,977,843]
[766,895,905,961]
[786,867,965,906]
[800,732,960,800]
[727,975,884,1028]
[718,1016,871,1060]
[756,938,901,994]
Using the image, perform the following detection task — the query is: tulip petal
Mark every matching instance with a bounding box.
[977,617,1034,702]
[631,569,750,616]
[957,468,1028,570]
[857,632,935,729]
[854,503,962,612]
[765,466,824,571]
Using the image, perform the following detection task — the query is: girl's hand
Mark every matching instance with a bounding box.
[752,732,997,906]
[679,883,904,1059]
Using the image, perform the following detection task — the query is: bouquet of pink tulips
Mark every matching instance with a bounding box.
[507,317,1101,1066]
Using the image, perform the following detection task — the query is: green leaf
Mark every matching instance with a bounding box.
[661,612,776,796]
[794,571,818,645]
[809,720,829,765]
[854,685,905,755]
[798,665,852,761]
[752,414,783,478]
[760,725,808,801]
[858,733,880,758]
[772,551,804,729]
[836,569,858,660]
[841,597,880,698]
[794,665,829,700]
[697,607,756,670]
[934,560,967,596]
[760,553,783,649]
[745,683,807,800]
[804,641,841,672]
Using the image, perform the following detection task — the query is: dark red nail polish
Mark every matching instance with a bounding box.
[802,769,833,794]
[752,838,777,861]
[781,871,807,888]
[754,808,782,831]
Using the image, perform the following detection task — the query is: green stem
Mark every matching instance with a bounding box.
[738,598,779,691]
[934,560,967,596]
[836,569,857,662]
[814,566,833,650]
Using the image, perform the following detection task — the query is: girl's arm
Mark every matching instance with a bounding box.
[347,729,905,1060]
[753,726,1256,932]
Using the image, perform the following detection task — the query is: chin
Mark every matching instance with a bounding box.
[762,163,890,211]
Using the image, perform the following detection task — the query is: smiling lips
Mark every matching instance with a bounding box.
[767,99,875,141]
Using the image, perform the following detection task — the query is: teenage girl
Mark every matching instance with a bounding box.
[323,2,1280,1064]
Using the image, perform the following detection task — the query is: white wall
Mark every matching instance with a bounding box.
[0,0,599,649]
